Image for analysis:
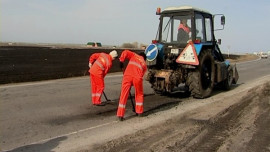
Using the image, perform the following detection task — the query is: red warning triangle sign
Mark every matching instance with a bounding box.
[176,41,199,65]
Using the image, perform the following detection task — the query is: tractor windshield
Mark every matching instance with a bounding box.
[160,15,191,44]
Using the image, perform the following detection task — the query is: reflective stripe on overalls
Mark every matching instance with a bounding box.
[92,93,102,98]
[95,54,109,71]
[129,61,143,71]
[119,104,126,108]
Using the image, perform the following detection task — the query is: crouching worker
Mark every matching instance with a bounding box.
[117,50,147,121]
[89,50,118,106]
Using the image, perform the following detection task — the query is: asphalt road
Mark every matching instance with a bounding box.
[0,57,269,152]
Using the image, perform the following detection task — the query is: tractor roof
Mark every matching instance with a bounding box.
[162,6,210,14]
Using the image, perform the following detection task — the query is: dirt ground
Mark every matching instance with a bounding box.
[70,54,270,152]
[226,54,259,63]
[86,80,269,152]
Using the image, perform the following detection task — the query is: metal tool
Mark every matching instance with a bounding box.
[129,91,135,112]
[102,91,112,102]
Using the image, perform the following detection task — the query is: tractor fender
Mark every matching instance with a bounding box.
[194,43,203,55]
[194,42,212,56]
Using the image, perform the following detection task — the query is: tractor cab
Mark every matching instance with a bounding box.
[146,6,226,68]
[157,6,216,46]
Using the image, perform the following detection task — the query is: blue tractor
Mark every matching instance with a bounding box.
[145,6,239,98]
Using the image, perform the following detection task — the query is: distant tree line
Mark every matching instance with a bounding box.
[121,42,147,49]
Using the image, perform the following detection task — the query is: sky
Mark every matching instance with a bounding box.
[1,0,270,53]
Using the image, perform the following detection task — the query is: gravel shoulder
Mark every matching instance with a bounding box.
[226,54,259,63]
[53,75,270,152]
[86,76,270,152]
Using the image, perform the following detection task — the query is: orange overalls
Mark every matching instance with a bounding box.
[178,23,190,33]
[89,53,113,105]
[117,50,147,117]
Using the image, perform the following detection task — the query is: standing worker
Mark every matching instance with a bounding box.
[89,50,118,106]
[117,50,147,121]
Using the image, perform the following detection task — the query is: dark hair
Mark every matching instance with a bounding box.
[139,52,146,60]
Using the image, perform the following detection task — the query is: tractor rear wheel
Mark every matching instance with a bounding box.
[186,50,215,98]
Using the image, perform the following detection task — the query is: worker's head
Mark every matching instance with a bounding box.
[180,19,187,26]
[109,50,118,60]
[139,52,146,61]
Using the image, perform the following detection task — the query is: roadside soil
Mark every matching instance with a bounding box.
[226,54,259,63]
[73,55,269,152]
[90,81,270,152]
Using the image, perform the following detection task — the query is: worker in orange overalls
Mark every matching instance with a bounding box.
[89,50,118,106]
[117,50,147,121]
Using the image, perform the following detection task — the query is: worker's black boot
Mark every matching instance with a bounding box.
[136,113,143,117]
[118,117,124,121]
[94,102,106,106]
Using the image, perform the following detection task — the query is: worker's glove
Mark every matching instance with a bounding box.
[89,63,92,68]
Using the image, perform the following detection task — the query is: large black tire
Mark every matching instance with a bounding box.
[186,50,215,98]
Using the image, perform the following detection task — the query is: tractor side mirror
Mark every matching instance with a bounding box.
[221,16,225,25]
[214,14,225,31]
